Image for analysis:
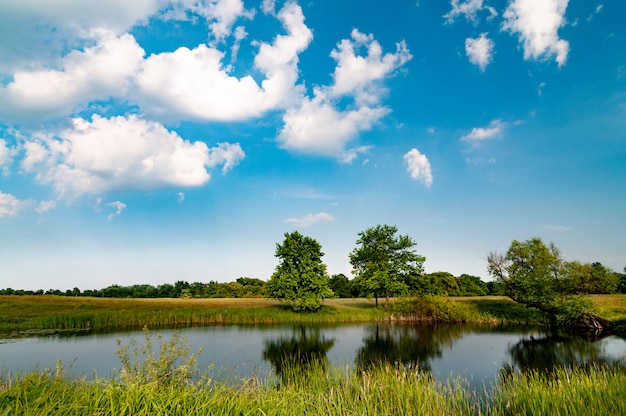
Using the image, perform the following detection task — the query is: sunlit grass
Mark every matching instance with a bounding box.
[0,296,384,335]
[2,361,624,415]
[2,294,625,336]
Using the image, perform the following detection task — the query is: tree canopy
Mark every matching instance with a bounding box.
[349,224,425,308]
[266,231,333,312]
[487,237,609,333]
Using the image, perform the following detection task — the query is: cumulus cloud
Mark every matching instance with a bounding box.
[502,0,570,66]
[465,33,494,71]
[444,0,497,24]
[0,32,145,122]
[0,0,161,73]
[192,0,254,42]
[136,1,311,122]
[283,212,335,228]
[328,29,412,105]
[20,115,241,198]
[461,119,503,143]
[403,149,433,187]
[278,29,411,159]
[0,192,31,218]
[279,98,389,157]
[207,142,245,174]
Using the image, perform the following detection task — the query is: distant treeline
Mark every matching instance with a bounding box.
[3,267,625,299]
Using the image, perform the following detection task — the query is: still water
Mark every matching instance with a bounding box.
[2,323,625,388]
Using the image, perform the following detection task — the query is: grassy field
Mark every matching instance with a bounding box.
[1,294,625,336]
[0,296,384,336]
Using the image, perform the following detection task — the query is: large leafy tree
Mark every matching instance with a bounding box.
[266,231,333,312]
[487,238,608,333]
[349,224,425,308]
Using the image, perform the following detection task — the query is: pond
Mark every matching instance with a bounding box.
[2,323,625,389]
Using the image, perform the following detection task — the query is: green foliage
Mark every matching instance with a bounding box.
[350,224,425,308]
[487,238,601,325]
[328,274,357,298]
[115,327,204,387]
[3,358,626,415]
[266,231,333,312]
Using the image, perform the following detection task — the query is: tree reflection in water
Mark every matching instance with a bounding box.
[262,326,335,385]
[355,323,469,373]
[500,331,626,381]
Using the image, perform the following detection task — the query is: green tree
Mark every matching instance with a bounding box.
[266,231,333,312]
[328,274,353,298]
[487,238,607,332]
[349,225,426,308]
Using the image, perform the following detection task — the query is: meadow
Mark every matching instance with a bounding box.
[1,294,625,336]
[2,295,626,414]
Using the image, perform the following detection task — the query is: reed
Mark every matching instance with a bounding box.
[2,360,624,415]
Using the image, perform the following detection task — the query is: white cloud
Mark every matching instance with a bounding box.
[403,149,433,187]
[136,2,311,122]
[444,0,497,24]
[177,192,185,203]
[261,0,276,15]
[193,0,254,42]
[502,0,570,67]
[0,32,145,122]
[207,142,246,174]
[279,97,389,156]
[0,139,14,174]
[465,33,494,71]
[107,201,126,220]
[283,212,335,228]
[0,0,162,73]
[328,29,412,105]
[461,119,503,143]
[278,29,411,159]
[0,192,31,218]
[20,114,230,198]
[35,200,57,215]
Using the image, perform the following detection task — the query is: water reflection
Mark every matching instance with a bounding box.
[262,326,335,384]
[500,331,626,380]
[355,323,463,372]
[1,323,624,388]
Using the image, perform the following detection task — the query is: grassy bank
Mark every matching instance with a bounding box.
[0,296,384,335]
[1,362,625,415]
[2,294,625,336]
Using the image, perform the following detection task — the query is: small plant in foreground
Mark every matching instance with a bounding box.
[115,327,204,386]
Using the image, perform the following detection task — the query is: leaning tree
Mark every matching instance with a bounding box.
[487,237,609,335]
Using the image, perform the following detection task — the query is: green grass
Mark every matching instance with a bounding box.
[1,362,624,415]
[2,294,626,335]
[0,296,384,335]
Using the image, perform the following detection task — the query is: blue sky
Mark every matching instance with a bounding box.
[1,0,625,291]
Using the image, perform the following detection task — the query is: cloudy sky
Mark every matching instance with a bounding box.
[1,0,625,291]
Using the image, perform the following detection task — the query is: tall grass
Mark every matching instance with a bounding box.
[2,360,624,415]
[389,295,547,325]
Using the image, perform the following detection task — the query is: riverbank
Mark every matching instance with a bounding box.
[1,295,625,336]
[1,361,625,415]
